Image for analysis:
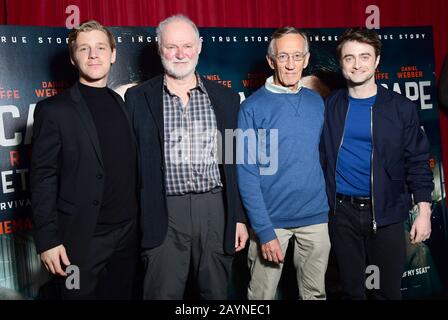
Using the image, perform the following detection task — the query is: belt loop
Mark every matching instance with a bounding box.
[211,186,223,194]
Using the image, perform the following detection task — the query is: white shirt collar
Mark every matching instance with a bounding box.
[264,76,302,94]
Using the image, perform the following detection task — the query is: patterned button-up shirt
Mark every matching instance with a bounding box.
[163,75,222,195]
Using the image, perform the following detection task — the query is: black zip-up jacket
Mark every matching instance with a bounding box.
[320,84,433,227]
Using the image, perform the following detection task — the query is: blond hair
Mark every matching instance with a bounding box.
[68,20,116,57]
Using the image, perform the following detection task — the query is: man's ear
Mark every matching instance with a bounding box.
[303,52,310,69]
[375,55,380,68]
[111,48,117,64]
[197,38,203,55]
[266,54,275,70]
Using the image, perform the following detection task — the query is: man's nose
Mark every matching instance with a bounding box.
[285,57,295,69]
[88,48,98,58]
[175,47,186,59]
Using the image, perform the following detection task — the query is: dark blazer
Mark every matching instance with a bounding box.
[125,75,245,255]
[320,84,433,227]
[30,83,135,266]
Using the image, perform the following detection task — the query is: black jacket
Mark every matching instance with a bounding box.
[320,84,433,227]
[30,83,136,266]
[125,75,245,254]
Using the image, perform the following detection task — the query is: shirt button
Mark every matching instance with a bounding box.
[93,200,99,206]
[96,173,103,179]
[184,157,189,161]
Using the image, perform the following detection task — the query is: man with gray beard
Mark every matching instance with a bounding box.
[125,14,248,300]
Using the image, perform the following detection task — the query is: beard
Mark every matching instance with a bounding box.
[161,55,199,80]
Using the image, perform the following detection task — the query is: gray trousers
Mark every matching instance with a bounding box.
[142,188,233,300]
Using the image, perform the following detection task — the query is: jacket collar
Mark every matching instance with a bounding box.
[341,83,393,109]
[142,73,228,142]
[70,82,104,168]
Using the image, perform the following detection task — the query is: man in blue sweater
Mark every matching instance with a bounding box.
[237,27,330,300]
[320,28,433,299]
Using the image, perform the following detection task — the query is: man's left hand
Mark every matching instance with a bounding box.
[410,202,432,244]
[235,222,249,252]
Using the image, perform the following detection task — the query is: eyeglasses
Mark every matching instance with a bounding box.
[275,52,308,63]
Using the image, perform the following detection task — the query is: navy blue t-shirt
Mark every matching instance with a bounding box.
[336,95,376,196]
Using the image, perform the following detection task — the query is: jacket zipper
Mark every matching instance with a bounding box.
[334,102,351,214]
[370,106,377,234]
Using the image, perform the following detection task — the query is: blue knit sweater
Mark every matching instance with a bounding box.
[237,86,329,244]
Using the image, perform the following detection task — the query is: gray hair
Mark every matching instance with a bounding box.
[267,26,309,58]
[156,14,200,50]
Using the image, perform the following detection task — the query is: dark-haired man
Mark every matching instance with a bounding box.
[320,28,433,299]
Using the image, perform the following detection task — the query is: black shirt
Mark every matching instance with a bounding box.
[78,82,137,227]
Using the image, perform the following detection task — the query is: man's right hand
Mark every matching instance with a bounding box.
[40,244,71,276]
[261,238,284,264]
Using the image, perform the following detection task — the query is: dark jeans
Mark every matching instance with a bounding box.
[329,197,406,300]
